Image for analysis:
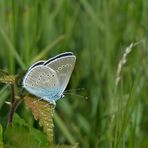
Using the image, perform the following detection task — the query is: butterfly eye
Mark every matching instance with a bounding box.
[52,74,54,77]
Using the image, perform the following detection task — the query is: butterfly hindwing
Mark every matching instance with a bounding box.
[23,65,60,101]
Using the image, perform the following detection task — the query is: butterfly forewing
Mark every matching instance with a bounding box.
[23,65,60,100]
[44,55,76,96]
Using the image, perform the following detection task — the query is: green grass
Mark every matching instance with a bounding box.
[0,0,148,147]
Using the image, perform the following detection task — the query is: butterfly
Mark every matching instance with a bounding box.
[23,52,76,105]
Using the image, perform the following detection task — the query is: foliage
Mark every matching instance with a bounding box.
[0,0,148,147]
[4,114,50,148]
[0,124,3,148]
[24,95,54,144]
[0,70,15,84]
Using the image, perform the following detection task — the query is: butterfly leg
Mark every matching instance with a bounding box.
[48,100,56,107]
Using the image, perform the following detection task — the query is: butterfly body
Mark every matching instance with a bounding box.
[23,52,76,105]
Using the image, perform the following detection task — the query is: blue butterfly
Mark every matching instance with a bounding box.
[23,52,76,105]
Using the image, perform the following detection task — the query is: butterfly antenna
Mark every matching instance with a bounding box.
[63,92,88,100]
[64,88,85,92]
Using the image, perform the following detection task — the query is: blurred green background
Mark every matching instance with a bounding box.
[0,0,148,147]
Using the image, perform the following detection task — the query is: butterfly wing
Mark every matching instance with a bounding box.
[28,60,45,70]
[44,52,76,96]
[23,65,60,102]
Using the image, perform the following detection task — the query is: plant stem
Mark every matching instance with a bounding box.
[7,84,21,125]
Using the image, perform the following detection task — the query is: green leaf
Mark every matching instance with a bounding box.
[4,113,50,148]
[31,35,65,63]
[0,69,15,84]
[24,95,54,144]
[0,26,26,70]
[0,124,3,148]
